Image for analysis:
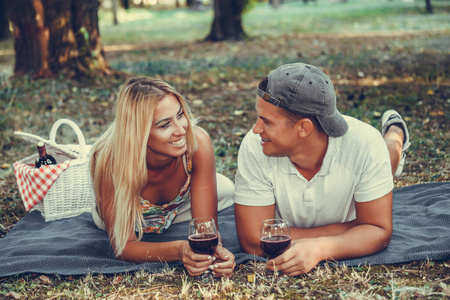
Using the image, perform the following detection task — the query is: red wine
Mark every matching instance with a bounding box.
[35,142,57,168]
[188,233,218,255]
[260,235,291,258]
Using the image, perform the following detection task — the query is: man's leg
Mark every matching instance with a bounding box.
[381,110,411,177]
[384,125,404,176]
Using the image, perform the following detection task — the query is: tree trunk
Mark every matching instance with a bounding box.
[270,0,280,9]
[9,0,112,78]
[425,0,433,14]
[113,0,118,25]
[205,0,245,41]
[0,0,11,40]
[121,0,130,10]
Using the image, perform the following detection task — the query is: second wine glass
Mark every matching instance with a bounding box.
[260,218,291,259]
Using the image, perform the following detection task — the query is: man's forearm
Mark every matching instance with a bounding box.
[289,219,357,240]
[315,223,391,262]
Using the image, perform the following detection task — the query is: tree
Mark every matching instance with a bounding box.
[112,0,119,25]
[121,0,130,10]
[9,0,112,78]
[425,0,433,13]
[205,0,246,41]
[0,0,11,40]
[270,0,281,9]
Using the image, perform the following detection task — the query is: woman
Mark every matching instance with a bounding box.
[90,77,235,277]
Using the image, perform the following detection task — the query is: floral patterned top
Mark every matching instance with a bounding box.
[139,155,192,234]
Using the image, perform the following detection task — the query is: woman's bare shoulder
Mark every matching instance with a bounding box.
[193,125,212,144]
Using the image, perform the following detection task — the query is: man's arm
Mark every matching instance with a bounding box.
[289,220,357,239]
[234,203,276,255]
[268,191,393,275]
[235,203,357,256]
[327,190,393,258]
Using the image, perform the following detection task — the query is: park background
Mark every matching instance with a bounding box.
[0,0,449,298]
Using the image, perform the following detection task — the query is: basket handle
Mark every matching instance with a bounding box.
[49,119,88,158]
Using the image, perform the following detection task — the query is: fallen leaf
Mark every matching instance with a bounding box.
[5,291,21,299]
[429,111,444,116]
[112,275,122,285]
[247,273,255,283]
[275,286,283,294]
[39,275,53,285]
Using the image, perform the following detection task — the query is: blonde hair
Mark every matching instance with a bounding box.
[90,77,198,255]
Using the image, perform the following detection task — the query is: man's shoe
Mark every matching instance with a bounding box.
[381,109,410,151]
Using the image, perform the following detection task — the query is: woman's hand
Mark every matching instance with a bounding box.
[210,245,236,278]
[179,241,215,276]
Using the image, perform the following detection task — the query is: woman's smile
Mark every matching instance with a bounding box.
[170,137,186,147]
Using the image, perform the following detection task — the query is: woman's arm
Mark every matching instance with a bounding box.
[97,179,213,276]
[189,126,218,225]
[189,126,236,277]
[118,228,214,276]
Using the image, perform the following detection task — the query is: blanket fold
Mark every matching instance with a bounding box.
[0,182,449,277]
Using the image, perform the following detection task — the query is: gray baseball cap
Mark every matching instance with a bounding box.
[256,62,348,137]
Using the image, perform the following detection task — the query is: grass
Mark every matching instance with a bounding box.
[97,0,450,44]
[1,261,449,298]
[1,0,450,298]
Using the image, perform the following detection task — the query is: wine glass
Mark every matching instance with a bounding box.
[260,218,291,259]
[188,217,219,255]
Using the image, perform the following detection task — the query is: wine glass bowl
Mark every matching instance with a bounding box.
[260,218,291,259]
[188,217,219,255]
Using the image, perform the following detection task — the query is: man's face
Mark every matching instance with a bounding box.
[252,96,299,157]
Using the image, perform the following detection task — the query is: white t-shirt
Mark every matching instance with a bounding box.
[234,116,394,228]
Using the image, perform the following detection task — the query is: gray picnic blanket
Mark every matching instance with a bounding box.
[0,182,449,277]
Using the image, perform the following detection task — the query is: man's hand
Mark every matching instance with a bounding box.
[265,238,323,276]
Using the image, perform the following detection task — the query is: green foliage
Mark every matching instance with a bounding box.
[242,0,259,14]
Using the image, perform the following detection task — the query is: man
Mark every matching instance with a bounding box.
[234,62,410,275]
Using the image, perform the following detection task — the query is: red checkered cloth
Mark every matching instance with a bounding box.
[14,161,71,211]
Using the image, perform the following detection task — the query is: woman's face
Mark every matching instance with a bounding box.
[147,94,188,160]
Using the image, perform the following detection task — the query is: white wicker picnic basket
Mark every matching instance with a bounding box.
[14,119,94,222]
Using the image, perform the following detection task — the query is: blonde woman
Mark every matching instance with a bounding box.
[90,77,236,277]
